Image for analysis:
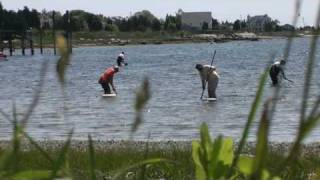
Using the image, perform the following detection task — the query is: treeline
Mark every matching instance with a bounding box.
[0,2,315,33]
[0,2,182,33]
[0,3,40,31]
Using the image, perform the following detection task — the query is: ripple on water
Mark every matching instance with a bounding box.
[0,38,319,141]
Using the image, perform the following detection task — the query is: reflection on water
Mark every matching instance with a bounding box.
[0,37,319,142]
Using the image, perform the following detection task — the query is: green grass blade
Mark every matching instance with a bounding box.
[12,102,20,173]
[212,137,234,179]
[309,96,320,118]
[1,107,54,165]
[268,0,302,132]
[251,100,271,180]
[56,35,71,86]
[50,129,73,179]
[22,131,54,164]
[131,78,151,137]
[230,62,270,175]
[299,113,320,141]
[237,155,254,176]
[88,135,97,180]
[20,60,49,127]
[210,135,222,178]
[299,3,320,123]
[200,123,212,164]
[0,109,12,122]
[192,140,206,180]
[139,133,151,180]
[283,2,320,169]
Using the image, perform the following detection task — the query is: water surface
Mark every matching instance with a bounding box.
[0,37,319,142]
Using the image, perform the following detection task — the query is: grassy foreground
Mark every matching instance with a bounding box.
[0,141,319,180]
[0,1,319,179]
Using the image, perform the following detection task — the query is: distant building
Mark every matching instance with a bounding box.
[40,11,54,29]
[181,12,212,31]
[281,24,295,31]
[247,15,272,32]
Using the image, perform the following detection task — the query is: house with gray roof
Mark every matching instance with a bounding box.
[181,12,212,31]
[247,15,272,32]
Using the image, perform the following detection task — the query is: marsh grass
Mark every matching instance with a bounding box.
[0,0,320,179]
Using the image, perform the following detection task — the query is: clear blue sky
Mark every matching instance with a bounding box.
[1,0,318,26]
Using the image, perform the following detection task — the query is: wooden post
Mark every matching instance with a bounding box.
[21,36,25,55]
[0,30,3,52]
[9,35,13,56]
[69,26,73,54]
[30,39,34,55]
[52,11,56,55]
[65,10,70,53]
[68,11,72,54]
[29,30,34,55]
[40,28,43,54]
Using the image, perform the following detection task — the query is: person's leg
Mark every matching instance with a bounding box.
[208,77,218,98]
[105,83,111,94]
[101,83,111,94]
[117,58,121,66]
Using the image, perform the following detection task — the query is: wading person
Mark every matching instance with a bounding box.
[195,64,219,99]
[117,52,127,66]
[99,66,119,94]
[269,59,291,86]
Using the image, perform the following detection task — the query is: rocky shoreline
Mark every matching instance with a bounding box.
[3,32,312,51]
[1,140,320,156]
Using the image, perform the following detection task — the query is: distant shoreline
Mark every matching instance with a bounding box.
[1,31,313,52]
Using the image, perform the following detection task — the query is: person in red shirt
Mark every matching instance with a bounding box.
[98,66,119,94]
[0,50,6,58]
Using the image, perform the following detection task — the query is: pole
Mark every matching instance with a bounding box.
[68,11,72,54]
[40,27,43,54]
[52,11,56,55]
[21,33,25,55]
[29,30,34,55]
[200,50,217,100]
[9,34,13,56]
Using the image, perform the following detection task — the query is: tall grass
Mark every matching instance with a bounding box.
[0,0,319,179]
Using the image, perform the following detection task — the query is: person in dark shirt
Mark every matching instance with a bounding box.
[269,59,291,86]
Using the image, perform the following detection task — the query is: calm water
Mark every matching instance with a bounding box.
[0,37,319,142]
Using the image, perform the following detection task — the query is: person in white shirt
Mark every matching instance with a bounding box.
[195,64,220,98]
[117,52,127,66]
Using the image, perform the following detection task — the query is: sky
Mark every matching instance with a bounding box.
[1,0,319,26]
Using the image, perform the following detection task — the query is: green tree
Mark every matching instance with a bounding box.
[202,22,209,31]
[167,22,177,32]
[0,2,3,29]
[84,13,102,31]
[3,10,27,31]
[212,18,219,29]
[164,14,177,32]
[127,10,158,31]
[151,18,161,31]
[105,24,119,32]
[233,20,241,31]
[30,9,40,29]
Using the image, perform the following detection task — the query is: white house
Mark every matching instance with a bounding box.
[247,15,272,32]
[181,12,212,30]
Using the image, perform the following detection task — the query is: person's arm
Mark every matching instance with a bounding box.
[280,68,287,79]
[280,68,293,83]
[110,77,117,94]
[200,68,208,90]
[201,79,206,90]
